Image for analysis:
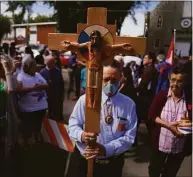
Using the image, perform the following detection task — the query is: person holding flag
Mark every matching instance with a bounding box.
[155,29,176,95]
[155,50,172,94]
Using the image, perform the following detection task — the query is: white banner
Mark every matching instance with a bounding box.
[175,42,191,57]
[182,1,192,18]
[16,28,26,40]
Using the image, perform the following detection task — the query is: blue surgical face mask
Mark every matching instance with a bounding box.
[103,81,120,97]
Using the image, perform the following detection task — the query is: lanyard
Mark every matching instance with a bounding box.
[104,100,113,125]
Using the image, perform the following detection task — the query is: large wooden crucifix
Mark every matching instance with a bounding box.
[48,7,146,177]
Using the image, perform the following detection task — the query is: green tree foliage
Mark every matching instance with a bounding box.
[6,1,150,35]
[17,1,36,20]
[0,15,11,42]
[6,1,36,24]
[28,14,56,23]
[12,13,24,24]
[6,1,19,24]
[46,1,146,35]
[6,1,19,16]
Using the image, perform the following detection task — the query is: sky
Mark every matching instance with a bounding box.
[121,1,160,36]
[1,1,54,18]
[1,1,159,37]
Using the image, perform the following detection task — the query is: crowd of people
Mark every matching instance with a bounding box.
[68,49,192,177]
[0,45,64,176]
[0,42,192,177]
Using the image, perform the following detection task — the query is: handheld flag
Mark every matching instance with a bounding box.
[166,36,174,65]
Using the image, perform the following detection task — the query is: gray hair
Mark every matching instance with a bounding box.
[22,57,36,74]
[21,54,32,65]
[156,54,165,63]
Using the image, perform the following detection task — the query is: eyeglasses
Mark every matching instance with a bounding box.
[170,78,184,84]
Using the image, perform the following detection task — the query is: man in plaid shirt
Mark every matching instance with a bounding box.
[148,63,192,177]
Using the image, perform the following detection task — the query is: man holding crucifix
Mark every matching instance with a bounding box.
[48,7,145,177]
[68,60,137,177]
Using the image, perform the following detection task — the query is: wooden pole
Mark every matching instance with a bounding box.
[173,29,176,65]
[87,159,94,177]
[85,49,103,177]
[64,152,72,177]
[145,11,150,53]
[173,29,176,55]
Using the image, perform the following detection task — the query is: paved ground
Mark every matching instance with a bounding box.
[9,69,191,177]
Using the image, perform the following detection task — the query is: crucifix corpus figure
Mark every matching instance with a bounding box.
[60,30,132,109]
[48,7,146,177]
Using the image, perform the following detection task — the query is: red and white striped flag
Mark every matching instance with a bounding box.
[41,117,75,152]
[166,36,174,65]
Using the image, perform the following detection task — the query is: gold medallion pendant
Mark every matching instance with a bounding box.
[105,115,113,125]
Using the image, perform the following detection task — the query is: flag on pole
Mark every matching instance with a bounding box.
[41,117,75,152]
[144,23,148,37]
[166,36,174,65]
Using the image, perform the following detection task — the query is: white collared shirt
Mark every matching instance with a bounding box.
[68,91,137,158]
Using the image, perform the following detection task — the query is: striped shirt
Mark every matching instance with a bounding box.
[159,89,188,153]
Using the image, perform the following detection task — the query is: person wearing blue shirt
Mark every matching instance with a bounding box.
[80,67,86,95]
[40,55,64,121]
[67,52,77,98]
[68,60,137,177]
[155,59,171,94]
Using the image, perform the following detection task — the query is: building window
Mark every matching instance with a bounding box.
[30,31,37,34]
[154,39,160,49]
[157,16,163,28]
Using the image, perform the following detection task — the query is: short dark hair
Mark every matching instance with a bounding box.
[52,50,59,57]
[25,46,32,53]
[169,63,187,77]
[148,52,156,64]
[104,59,122,73]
